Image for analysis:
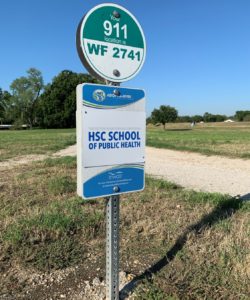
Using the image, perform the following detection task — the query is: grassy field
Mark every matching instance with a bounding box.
[147,122,250,158]
[0,128,76,161]
[0,154,249,299]
[0,126,250,298]
[0,122,250,162]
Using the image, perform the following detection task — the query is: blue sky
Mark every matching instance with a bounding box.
[0,0,250,116]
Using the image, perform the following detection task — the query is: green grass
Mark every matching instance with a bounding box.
[48,175,76,195]
[0,130,250,298]
[134,281,168,300]
[0,128,76,161]
[120,177,250,299]
[1,123,250,162]
[2,197,103,271]
[0,156,104,274]
[147,122,250,158]
[0,155,102,272]
[2,158,248,299]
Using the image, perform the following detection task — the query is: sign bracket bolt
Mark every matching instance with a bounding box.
[113,89,121,96]
[113,186,120,193]
[113,69,120,77]
[113,10,120,18]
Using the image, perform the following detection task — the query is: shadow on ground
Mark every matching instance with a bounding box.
[120,197,243,299]
[240,193,250,201]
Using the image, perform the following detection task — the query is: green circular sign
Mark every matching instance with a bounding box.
[76,3,146,82]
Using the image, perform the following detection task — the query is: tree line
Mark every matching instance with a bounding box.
[0,68,100,128]
[147,106,250,128]
[0,68,249,129]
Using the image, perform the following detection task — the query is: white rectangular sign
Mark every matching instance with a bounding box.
[76,83,145,199]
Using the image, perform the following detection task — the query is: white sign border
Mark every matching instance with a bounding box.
[76,83,146,199]
[79,3,146,82]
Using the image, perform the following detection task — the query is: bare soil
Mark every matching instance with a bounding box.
[0,145,76,171]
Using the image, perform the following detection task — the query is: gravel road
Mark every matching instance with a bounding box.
[145,147,250,197]
[57,145,250,197]
[1,145,250,197]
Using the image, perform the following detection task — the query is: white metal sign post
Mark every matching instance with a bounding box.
[76,4,146,300]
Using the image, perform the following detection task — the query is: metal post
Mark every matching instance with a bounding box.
[105,80,120,300]
[106,195,120,300]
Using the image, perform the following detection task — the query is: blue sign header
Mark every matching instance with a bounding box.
[82,84,145,109]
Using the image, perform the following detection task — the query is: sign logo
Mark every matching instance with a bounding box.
[93,89,106,102]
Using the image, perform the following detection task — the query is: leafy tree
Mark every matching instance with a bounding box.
[146,116,152,125]
[37,71,100,128]
[0,89,12,124]
[10,68,44,128]
[243,114,250,122]
[177,115,192,123]
[215,114,227,122]
[0,88,4,123]
[192,115,203,122]
[151,105,178,129]
[235,110,250,121]
[203,112,216,122]
[203,112,227,122]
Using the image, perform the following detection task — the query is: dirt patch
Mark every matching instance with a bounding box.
[52,144,77,157]
[0,145,76,172]
[0,155,47,171]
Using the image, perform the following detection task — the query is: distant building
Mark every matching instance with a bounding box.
[224,119,235,123]
[0,124,12,130]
